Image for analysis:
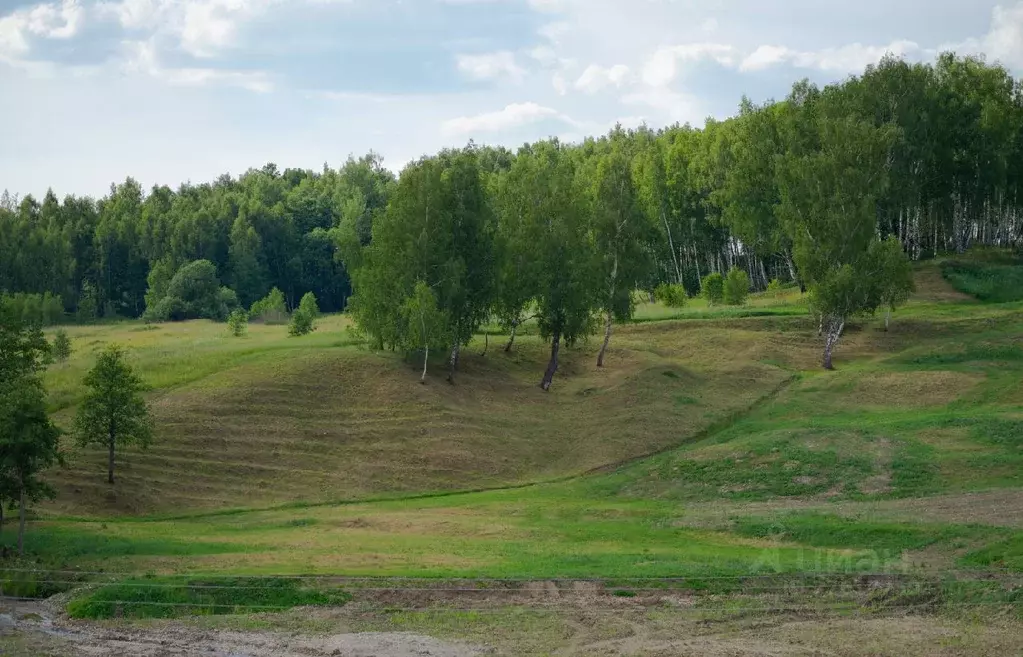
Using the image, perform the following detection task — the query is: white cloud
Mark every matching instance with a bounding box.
[96,0,273,58]
[740,40,921,73]
[456,51,526,82]
[574,63,630,93]
[622,87,704,125]
[529,45,558,66]
[986,3,1023,67]
[26,0,83,39]
[122,38,272,92]
[642,43,736,87]
[97,0,168,29]
[960,2,1023,69]
[0,0,82,60]
[551,72,567,95]
[442,101,573,136]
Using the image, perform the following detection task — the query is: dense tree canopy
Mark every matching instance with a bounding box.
[2,53,1021,373]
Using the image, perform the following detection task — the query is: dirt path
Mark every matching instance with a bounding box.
[0,600,487,657]
[5,590,1022,657]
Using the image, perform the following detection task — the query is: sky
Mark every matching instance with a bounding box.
[1,0,1021,198]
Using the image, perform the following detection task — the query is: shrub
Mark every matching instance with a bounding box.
[219,287,240,315]
[298,291,319,319]
[250,288,288,324]
[227,309,248,337]
[766,279,783,296]
[52,329,72,362]
[143,260,232,322]
[288,308,315,337]
[700,272,724,305]
[723,267,751,306]
[654,283,687,308]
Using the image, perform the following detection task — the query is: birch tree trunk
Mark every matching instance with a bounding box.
[597,310,613,368]
[447,341,460,383]
[822,317,845,370]
[17,487,26,558]
[541,330,561,391]
[421,345,429,384]
[504,320,518,353]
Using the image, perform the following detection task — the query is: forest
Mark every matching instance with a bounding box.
[1,52,1021,380]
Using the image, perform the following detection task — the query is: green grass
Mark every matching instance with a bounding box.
[731,513,981,552]
[16,253,1023,617]
[960,534,1023,571]
[940,251,1023,303]
[65,576,351,619]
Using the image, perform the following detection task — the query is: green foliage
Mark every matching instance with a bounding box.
[66,577,351,619]
[287,308,315,337]
[0,306,62,553]
[287,292,319,336]
[227,310,248,337]
[723,267,751,305]
[347,147,496,361]
[941,259,1023,302]
[73,344,153,484]
[77,282,98,323]
[653,283,687,308]
[0,292,64,326]
[298,291,319,319]
[700,273,724,305]
[51,329,72,362]
[766,279,783,296]
[250,287,288,324]
[144,260,232,322]
[591,135,653,323]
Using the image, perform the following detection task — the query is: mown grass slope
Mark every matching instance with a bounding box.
[42,308,807,515]
[14,256,1020,589]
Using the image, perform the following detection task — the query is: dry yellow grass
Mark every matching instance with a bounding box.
[46,319,793,516]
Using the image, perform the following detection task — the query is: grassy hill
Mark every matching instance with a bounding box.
[6,256,1022,655]
[9,256,1015,580]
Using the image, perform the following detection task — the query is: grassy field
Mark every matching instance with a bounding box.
[3,255,1022,654]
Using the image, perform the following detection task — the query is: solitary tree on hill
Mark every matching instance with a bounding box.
[74,345,153,484]
[0,306,62,556]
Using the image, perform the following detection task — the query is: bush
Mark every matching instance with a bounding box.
[250,288,288,324]
[654,283,687,308]
[227,309,248,337]
[723,267,751,306]
[146,295,187,322]
[288,308,315,337]
[144,260,233,322]
[700,272,724,305]
[219,287,240,315]
[766,279,783,296]
[52,329,72,362]
[298,291,319,319]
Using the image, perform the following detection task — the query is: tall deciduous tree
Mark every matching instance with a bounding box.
[776,105,911,369]
[591,135,652,367]
[499,141,598,390]
[74,345,153,484]
[0,306,62,555]
[348,147,496,382]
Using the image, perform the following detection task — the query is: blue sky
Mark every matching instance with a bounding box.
[1,0,1021,198]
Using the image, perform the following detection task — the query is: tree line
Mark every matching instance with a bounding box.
[2,52,1021,376]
